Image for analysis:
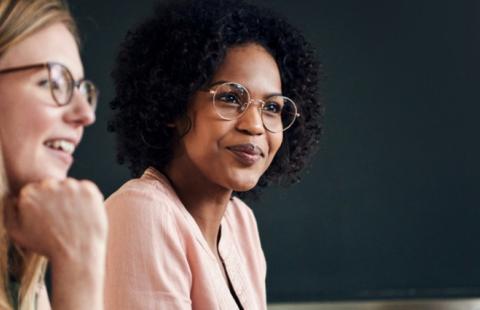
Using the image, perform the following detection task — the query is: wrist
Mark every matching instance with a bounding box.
[49,241,106,309]
[49,238,106,281]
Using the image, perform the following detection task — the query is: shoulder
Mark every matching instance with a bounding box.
[105,168,189,257]
[104,172,193,308]
[106,169,173,206]
[105,168,185,238]
[105,168,178,218]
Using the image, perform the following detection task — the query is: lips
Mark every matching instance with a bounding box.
[227,143,264,165]
[44,139,76,154]
[43,137,79,166]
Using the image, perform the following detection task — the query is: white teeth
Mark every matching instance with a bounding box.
[45,140,75,154]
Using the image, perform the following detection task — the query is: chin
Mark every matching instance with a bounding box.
[45,170,68,181]
[227,176,259,192]
[31,169,68,183]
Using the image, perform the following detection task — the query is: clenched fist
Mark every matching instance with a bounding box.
[4,178,108,309]
[5,178,107,265]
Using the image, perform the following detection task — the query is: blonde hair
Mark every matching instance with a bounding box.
[0,145,11,310]
[0,1,79,308]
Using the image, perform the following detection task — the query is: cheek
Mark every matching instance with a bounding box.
[0,91,58,159]
[263,133,283,172]
[268,132,283,158]
[184,123,225,159]
[2,105,54,139]
[186,108,230,153]
[0,82,67,189]
[0,110,63,190]
[1,83,54,128]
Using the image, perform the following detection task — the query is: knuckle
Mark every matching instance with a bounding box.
[63,177,77,186]
[41,178,57,188]
[62,178,79,192]
[38,179,60,194]
[80,180,101,197]
[79,179,95,189]
[19,185,32,198]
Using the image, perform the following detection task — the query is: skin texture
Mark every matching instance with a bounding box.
[0,23,107,310]
[166,43,283,265]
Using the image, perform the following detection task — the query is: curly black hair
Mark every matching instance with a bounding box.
[109,0,324,199]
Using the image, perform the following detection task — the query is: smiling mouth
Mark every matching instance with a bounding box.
[44,139,75,155]
[227,143,264,165]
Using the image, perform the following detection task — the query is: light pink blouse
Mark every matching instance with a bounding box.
[104,167,267,310]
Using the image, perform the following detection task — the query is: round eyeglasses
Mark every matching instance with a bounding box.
[207,82,299,133]
[0,62,98,111]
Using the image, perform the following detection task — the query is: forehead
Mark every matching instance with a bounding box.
[212,43,282,95]
[0,23,83,78]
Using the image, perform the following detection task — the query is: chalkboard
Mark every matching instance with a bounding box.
[69,0,480,302]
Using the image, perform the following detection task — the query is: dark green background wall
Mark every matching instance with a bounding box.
[68,0,480,302]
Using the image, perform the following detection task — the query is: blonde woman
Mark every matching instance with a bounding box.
[0,1,107,309]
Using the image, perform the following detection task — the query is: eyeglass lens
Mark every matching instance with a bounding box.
[213,82,297,132]
[79,80,98,111]
[49,63,73,106]
[48,63,97,110]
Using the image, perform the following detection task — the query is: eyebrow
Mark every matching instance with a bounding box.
[209,80,284,98]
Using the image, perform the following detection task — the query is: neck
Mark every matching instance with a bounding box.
[164,159,232,252]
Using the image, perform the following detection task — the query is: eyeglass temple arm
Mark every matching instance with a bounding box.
[0,63,47,75]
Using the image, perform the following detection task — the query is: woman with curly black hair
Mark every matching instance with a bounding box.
[105,0,323,308]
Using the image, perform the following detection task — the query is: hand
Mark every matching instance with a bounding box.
[4,178,108,310]
[4,178,108,263]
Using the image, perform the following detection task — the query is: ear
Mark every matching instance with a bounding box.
[176,116,192,138]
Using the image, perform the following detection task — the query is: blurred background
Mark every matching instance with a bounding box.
[69,0,480,304]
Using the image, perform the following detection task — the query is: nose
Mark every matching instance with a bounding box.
[235,99,265,135]
[63,89,96,127]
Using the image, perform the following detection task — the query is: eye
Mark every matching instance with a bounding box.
[37,79,62,90]
[263,101,282,114]
[50,79,63,90]
[217,92,242,106]
[37,79,50,89]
